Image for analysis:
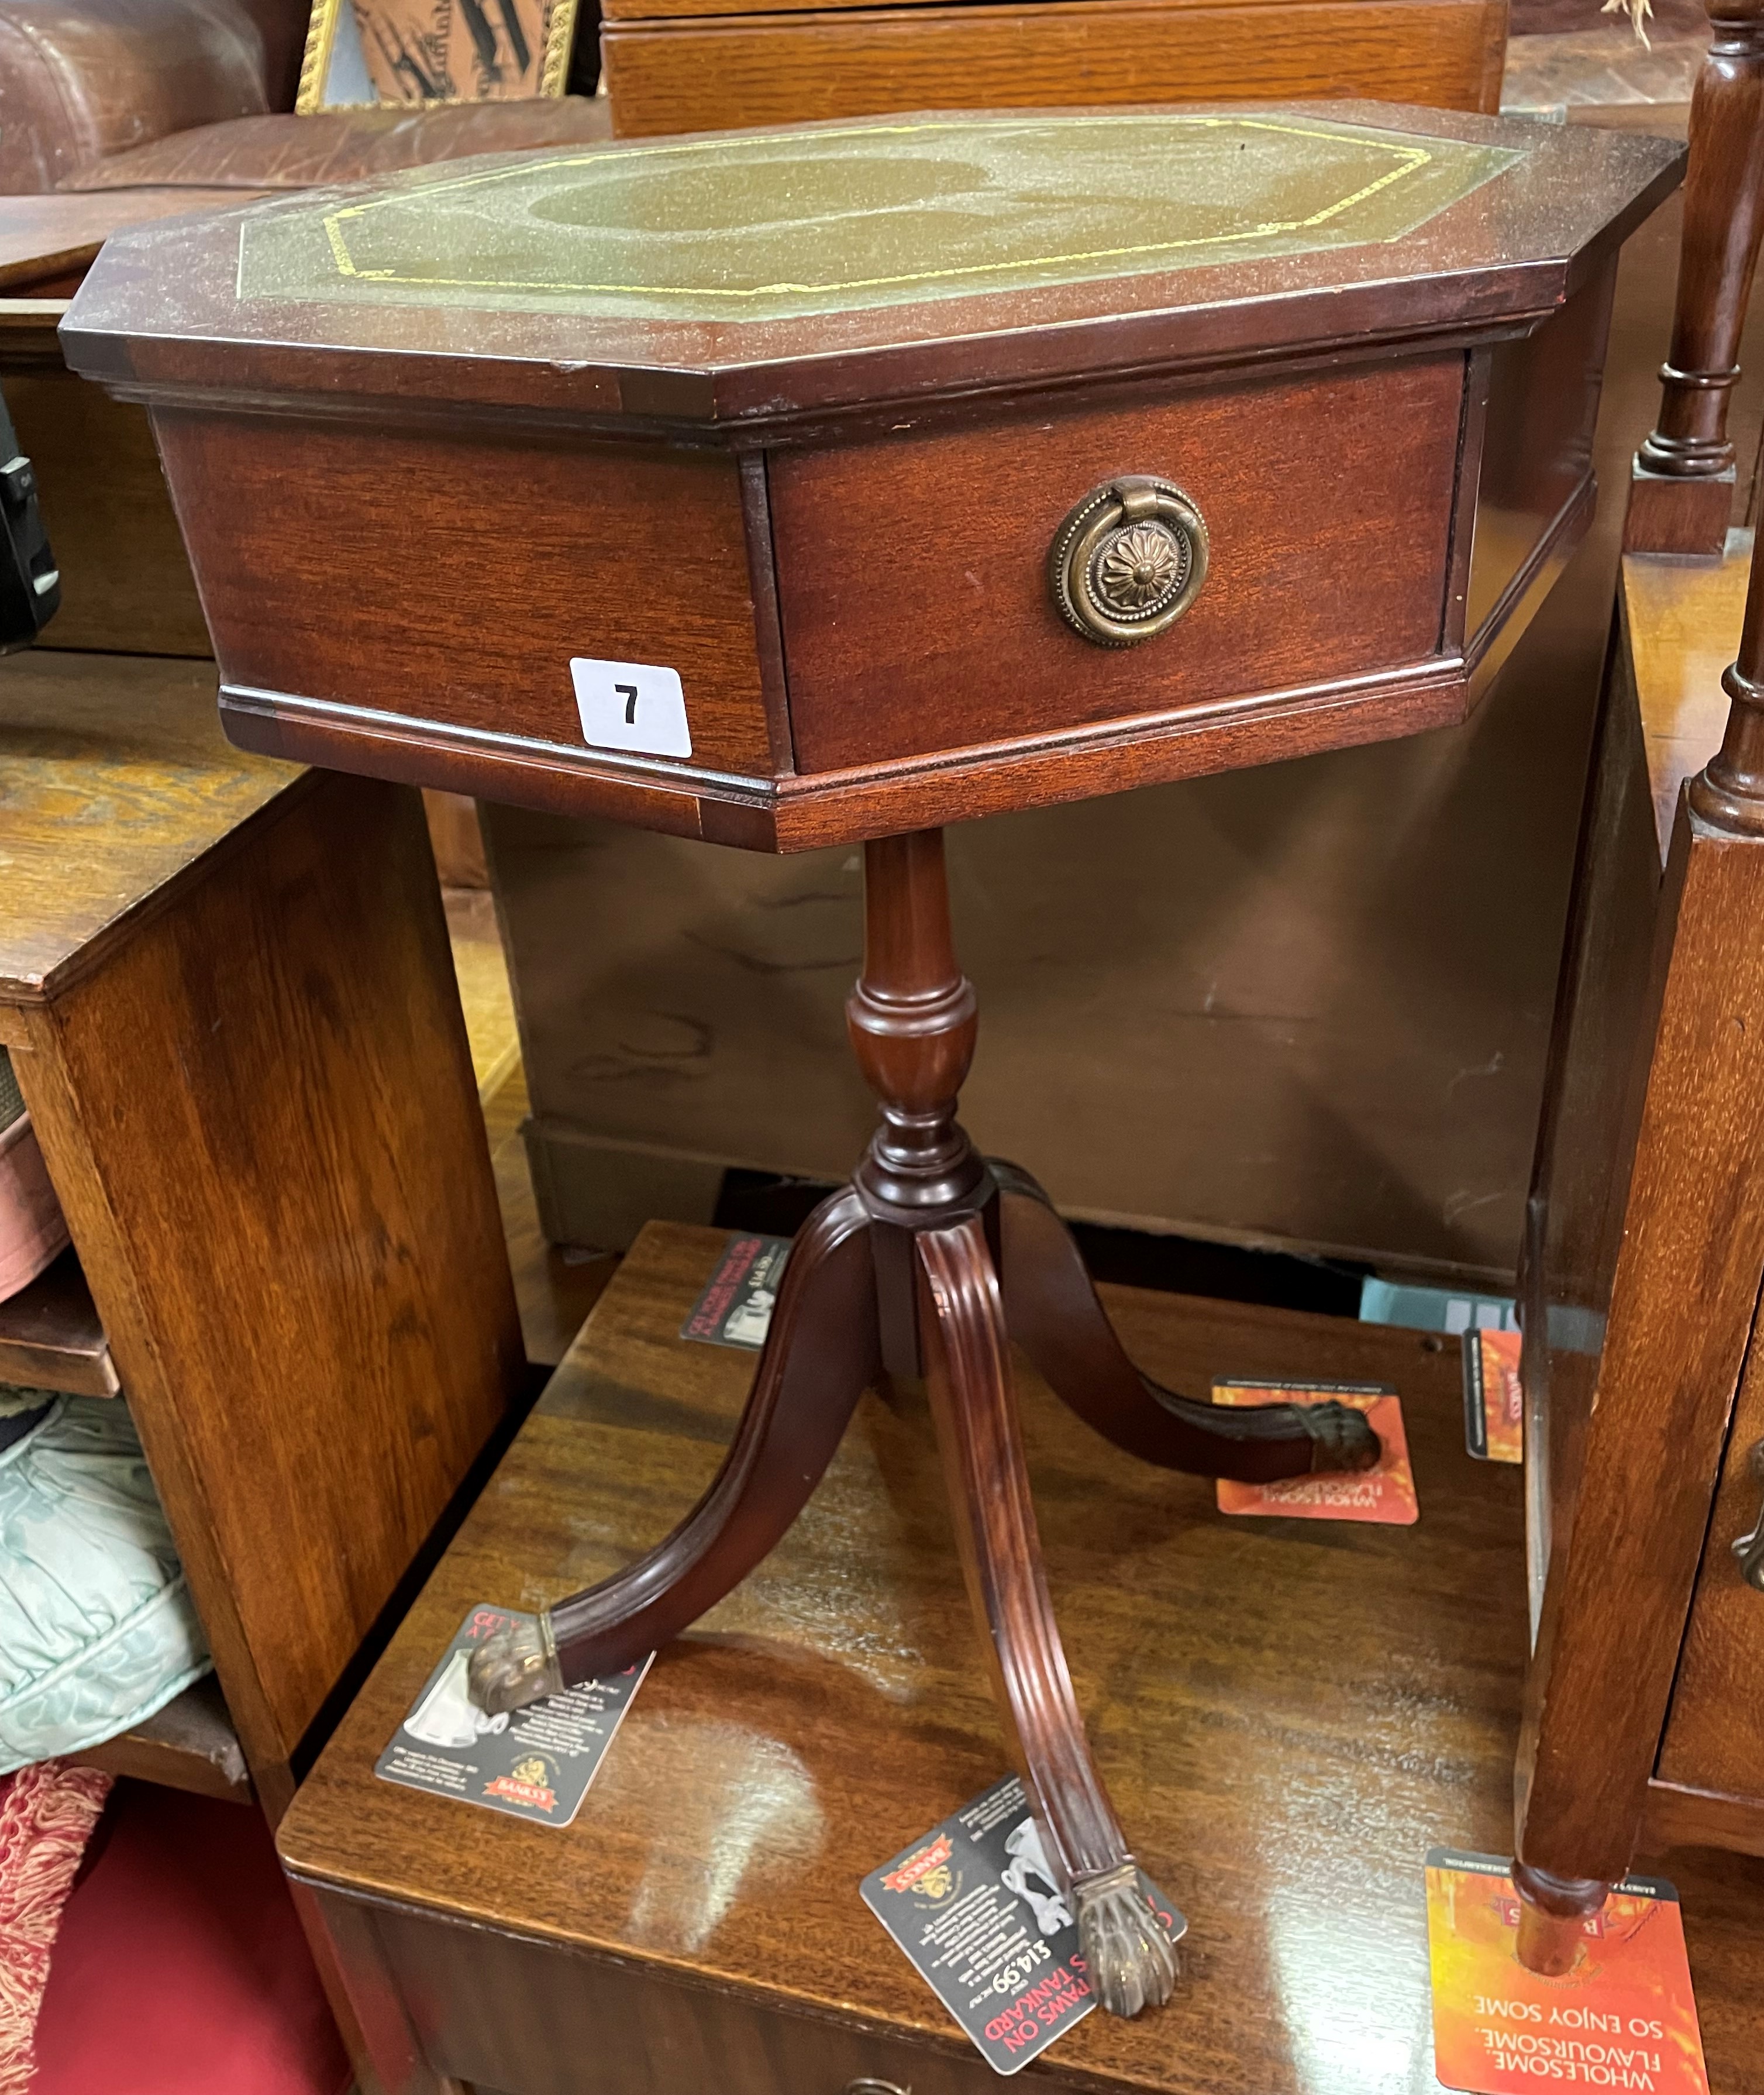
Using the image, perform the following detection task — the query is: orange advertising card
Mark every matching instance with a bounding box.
[1463,1329,1524,1464]
[1211,1380,1418,1525]
[1426,1850,1708,2095]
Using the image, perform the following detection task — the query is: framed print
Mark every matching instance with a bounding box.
[298,0,580,111]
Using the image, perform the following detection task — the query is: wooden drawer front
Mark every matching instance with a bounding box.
[153,412,776,776]
[769,357,1463,776]
[1656,1319,1764,1803]
[366,1895,1030,2095]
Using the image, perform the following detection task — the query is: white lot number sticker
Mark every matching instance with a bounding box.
[570,656,692,758]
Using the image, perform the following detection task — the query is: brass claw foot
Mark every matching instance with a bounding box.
[1300,1400,1382,1473]
[1073,1863,1179,2018]
[467,1612,564,1716]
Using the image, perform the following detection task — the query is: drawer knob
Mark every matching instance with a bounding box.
[1731,1439,1764,1590]
[1049,475,1208,648]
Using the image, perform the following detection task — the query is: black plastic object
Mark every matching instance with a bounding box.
[0,390,58,649]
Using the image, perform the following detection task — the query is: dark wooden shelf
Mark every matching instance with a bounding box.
[0,1246,116,1398]
[70,1674,251,1804]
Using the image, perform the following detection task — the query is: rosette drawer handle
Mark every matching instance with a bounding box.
[1048,474,1208,648]
[1732,1439,1764,1590]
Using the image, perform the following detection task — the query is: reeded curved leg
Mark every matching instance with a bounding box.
[917,1213,1177,2019]
[470,1186,880,1713]
[991,1161,1379,1482]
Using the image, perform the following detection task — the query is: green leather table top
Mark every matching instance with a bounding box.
[240,112,1517,323]
[61,105,1682,426]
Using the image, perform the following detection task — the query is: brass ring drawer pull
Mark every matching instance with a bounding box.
[1048,474,1208,648]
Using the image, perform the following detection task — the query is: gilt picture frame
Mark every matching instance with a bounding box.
[297,0,580,112]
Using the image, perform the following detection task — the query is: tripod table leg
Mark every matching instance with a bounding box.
[470,1186,881,1713]
[917,1212,1178,2018]
[993,1161,1379,1482]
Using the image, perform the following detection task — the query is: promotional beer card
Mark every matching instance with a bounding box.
[376,1604,651,1827]
[1212,1380,1419,1524]
[1425,1849,1709,2095]
[680,1232,791,1349]
[863,1774,1186,2076]
[1463,1328,1525,1463]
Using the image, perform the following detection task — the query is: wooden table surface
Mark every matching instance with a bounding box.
[0,651,297,1004]
[279,1222,1764,2093]
[1623,541,1749,862]
[0,188,260,294]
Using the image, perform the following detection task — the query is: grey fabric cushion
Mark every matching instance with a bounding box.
[0,1395,209,1773]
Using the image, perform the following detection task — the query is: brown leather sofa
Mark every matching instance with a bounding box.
[0,0,605,199]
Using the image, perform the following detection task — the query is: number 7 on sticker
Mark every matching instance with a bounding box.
[568,657,693,759]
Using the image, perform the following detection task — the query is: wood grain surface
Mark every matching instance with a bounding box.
[0,652,292,1002]
[769,359,1462,773]
[1624,541,1748,856]
[279,1223,1764,2094]
[1518,801,1764,1888]
[1657,1284,1764,1800]
[0,1247,117,1398]
[1518,626,1665,1611]
[602,0,1507,138]
[1628,0,1764,555]
[9,754,525,1814]
[4,373,211,659]
[0,190,261,295]
[68,1676,252,1804]
[153,413,776,778]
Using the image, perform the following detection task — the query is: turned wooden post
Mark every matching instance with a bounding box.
[1627,0,1764,554]
[847,830,990,1375]
[847,829,986,1216]
[1514,516,1764,1974]
[1690,524,1764,829]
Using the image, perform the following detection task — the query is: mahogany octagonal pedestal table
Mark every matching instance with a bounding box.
[62,103,1680,2015]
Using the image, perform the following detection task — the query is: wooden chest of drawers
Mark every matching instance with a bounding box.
[599,0,1511,142]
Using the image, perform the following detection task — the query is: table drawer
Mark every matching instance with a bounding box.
[769,355,1463,776]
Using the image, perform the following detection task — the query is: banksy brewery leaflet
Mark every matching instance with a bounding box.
[679,1232,791,1349]
[862,1774,1186,2076]
[375,1604,651,1828]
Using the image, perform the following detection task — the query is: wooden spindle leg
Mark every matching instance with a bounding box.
[1513,1863,1607,1977]
[993,1161,1379,1480]
[469,1187,880,1711]
[917,1213,1178,2018]
[1627,0,1764,553]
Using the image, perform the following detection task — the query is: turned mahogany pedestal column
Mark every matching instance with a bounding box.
[473,825,1377,2009]
[62,102,1682,2013]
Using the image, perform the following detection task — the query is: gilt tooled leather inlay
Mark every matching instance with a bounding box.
[237,112,1520,324]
